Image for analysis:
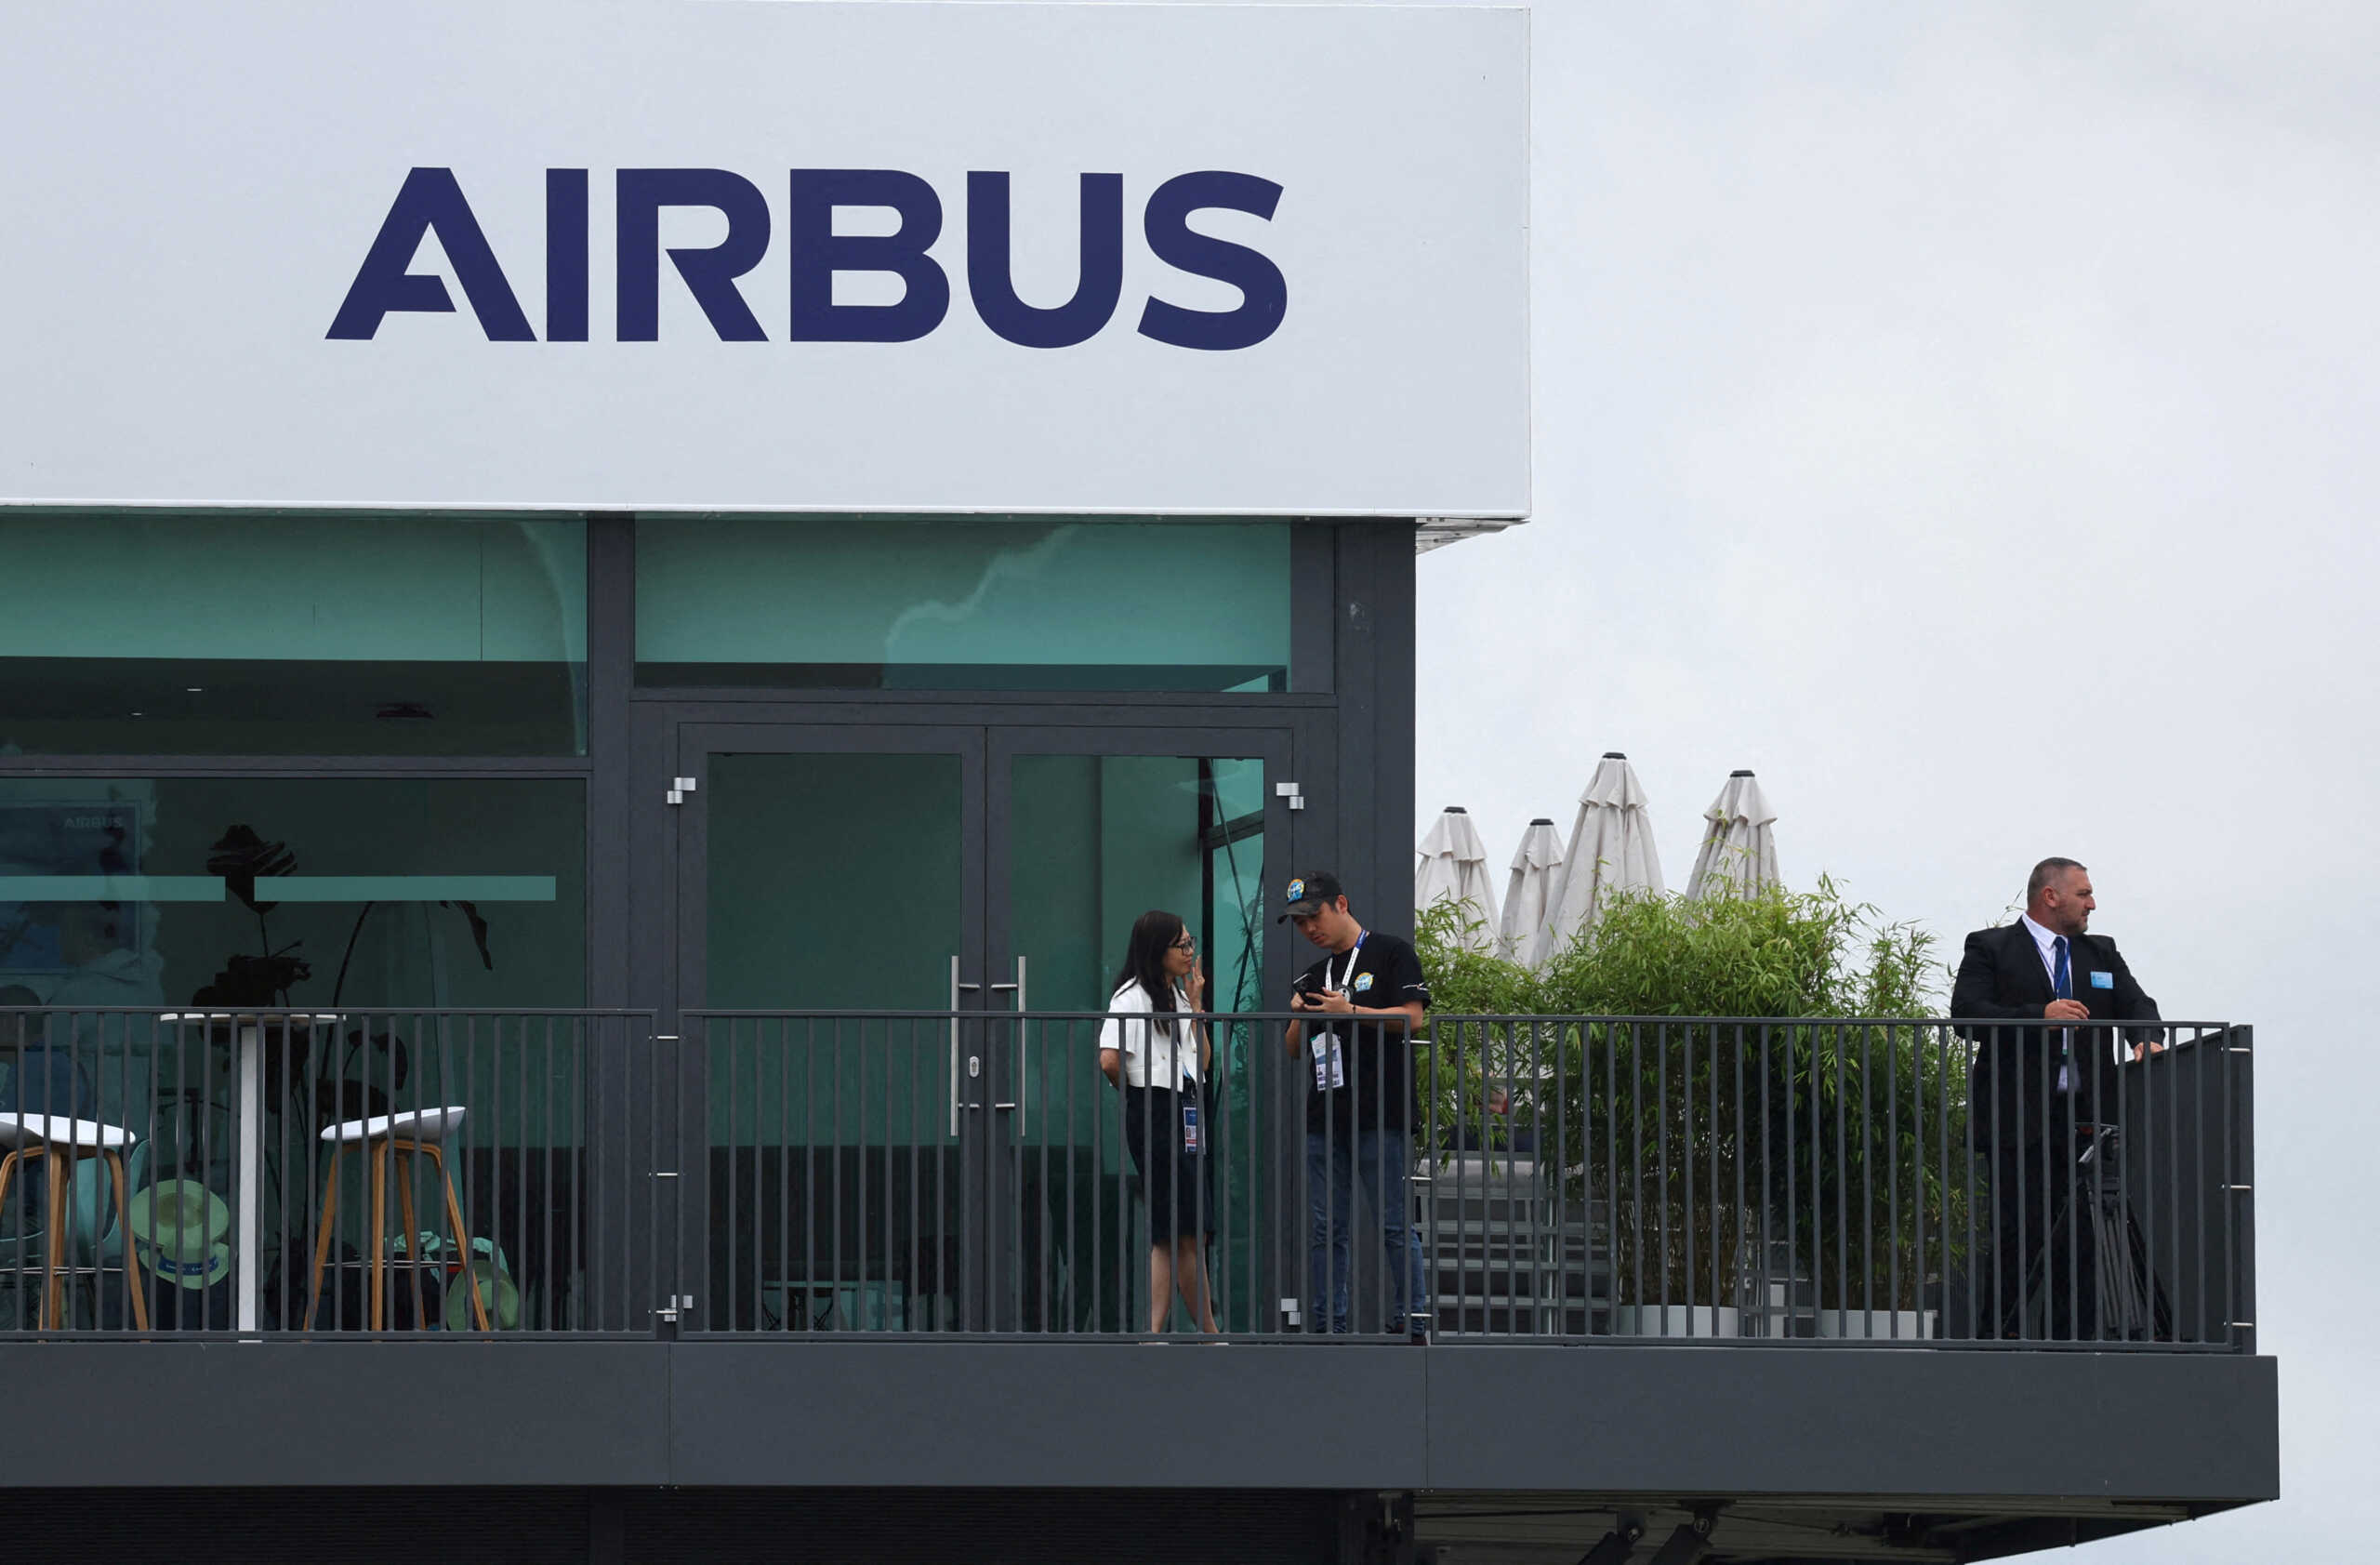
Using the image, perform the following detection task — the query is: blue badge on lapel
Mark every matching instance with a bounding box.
[2090,971,2114,990]
[1354,973,1374,993]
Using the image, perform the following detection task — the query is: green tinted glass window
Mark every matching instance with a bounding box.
[0,513,587,754]
[0,776,586,1010]
[636,518,1291,691]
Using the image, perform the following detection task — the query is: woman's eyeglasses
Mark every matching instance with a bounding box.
[1170,935,1197,952]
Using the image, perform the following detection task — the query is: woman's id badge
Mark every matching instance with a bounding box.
[1311,1031,1345,1091]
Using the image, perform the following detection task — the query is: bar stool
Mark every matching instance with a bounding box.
[304,1106,490,1332]
[0,1111,151,1330]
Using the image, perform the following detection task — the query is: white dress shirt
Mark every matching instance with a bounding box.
[2017,912,2069,992]
[1098,980,1201,1089]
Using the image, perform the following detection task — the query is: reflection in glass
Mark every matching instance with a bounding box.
[1008,753,1266,1330]
[637,518,1291,692]
[701,751,966,1331]
[0,777,586,1330]
[0,513,588,755]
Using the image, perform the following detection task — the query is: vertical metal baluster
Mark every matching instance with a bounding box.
[1731,1022,1746,1339]
[1859,1022,1874,1333]
[832,1017,848,1328]
[1908,1018,1924,1344]
[646,1016,660,1335]
[863,1015,878,1333]
[1979,1019,1999,1333]
[2208,1019,2228,1353]
[1837,1023,1852,1339]
[272,1016,288,1335]
[2062,1028,2079,1343]
[1094,1008,1109,1333]
[1568,1022,1585,1339]
[1624,1021,1640,1331]
[2191,1028,2209,1342]
[1064,1017,1078,1333]
[1039,1017,1053,1336]
[1681,1023,1697,1335]
[1886,1020,1903,1338]
[1216,1015,1232,1336]
[144,1011,163,1335]
[1527,1020,1545,1337]
[1799,1019,1818,1333]
[1937,1025,1953,1342]
[2140,1021,2160,1344]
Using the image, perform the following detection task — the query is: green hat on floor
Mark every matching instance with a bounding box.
[127,1178,231,1290]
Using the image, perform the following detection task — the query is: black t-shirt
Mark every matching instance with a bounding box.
[1295,931,1431,1133]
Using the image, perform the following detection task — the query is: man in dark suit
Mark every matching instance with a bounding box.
[1952,856,2164,1339]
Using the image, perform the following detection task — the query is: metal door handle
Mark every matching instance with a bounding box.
[949,956,967,1135]
[1009,958,1028,1130]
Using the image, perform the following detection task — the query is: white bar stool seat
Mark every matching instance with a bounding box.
[305,1105,488,1332]
[318,1106,468,1146]
[0,1112,150,1329]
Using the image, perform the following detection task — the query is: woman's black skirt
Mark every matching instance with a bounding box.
[1121,1083,1216,1242]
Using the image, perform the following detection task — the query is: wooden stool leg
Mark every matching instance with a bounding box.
[305,1145,343,1331]
[41,1148,68,1330]
[367,1138,389,1332]
[394,1145,426,1330]
[427,1145,491,1332]
[108,1151,148,1333]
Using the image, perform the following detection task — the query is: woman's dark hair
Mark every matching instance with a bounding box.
[1111,908,1186,1022]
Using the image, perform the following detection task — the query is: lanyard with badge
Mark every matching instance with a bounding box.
[1309,934,1363,1092]
[1142,994,1206,1155]
[1170,999,1207,1155]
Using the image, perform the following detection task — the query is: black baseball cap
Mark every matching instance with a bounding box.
[1276,870,1345,922]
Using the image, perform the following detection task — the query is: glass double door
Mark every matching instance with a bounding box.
[660,715,1289,1331]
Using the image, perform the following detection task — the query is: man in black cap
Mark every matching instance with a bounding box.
[1280,871,1432,1339]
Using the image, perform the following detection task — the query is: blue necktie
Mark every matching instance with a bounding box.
[2052,935,2073,1093]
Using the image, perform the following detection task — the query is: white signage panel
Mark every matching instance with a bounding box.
[1,2,1527,517]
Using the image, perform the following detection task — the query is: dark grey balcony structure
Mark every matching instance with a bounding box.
[0,515,2274,1559]
[0,1001,2272,1564]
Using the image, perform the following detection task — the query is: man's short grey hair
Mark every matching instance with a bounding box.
[2027,856,2085,901]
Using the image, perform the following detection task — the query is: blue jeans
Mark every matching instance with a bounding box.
[1305,1127,1429,1334]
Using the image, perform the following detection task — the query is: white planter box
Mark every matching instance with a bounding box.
[1612,1305,1742,1338]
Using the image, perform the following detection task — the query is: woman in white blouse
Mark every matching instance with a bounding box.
[1098,908,1221,1334]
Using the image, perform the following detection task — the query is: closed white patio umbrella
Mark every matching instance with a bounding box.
[1497,817,1566,963]
[1687,769,1781,901]
[1415,805,1500,949]
[1532,753,1663,968]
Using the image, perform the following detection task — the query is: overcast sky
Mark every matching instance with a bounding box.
[1401,1,2374,1556]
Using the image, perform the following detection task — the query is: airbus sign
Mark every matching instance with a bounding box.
[2,1,1526,517]
[329,167,1286,350]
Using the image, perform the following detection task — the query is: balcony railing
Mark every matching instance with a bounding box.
[0,1007,2253,1350]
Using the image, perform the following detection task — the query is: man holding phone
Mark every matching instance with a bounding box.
[1280,871,1432,1340]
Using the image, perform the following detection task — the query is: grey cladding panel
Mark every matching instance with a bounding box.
[1425,1346,2280,1501]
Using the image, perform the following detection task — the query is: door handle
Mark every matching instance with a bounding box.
[949,955,970,1135]
[997,959,1027,1127]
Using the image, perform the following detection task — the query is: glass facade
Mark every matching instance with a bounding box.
[0,508,1342,1336]
[0,777,588,1010]
[636,518,1293,691]
[0,514,588,755]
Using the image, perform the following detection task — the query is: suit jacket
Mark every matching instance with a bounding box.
[1951,922,2162,1146]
